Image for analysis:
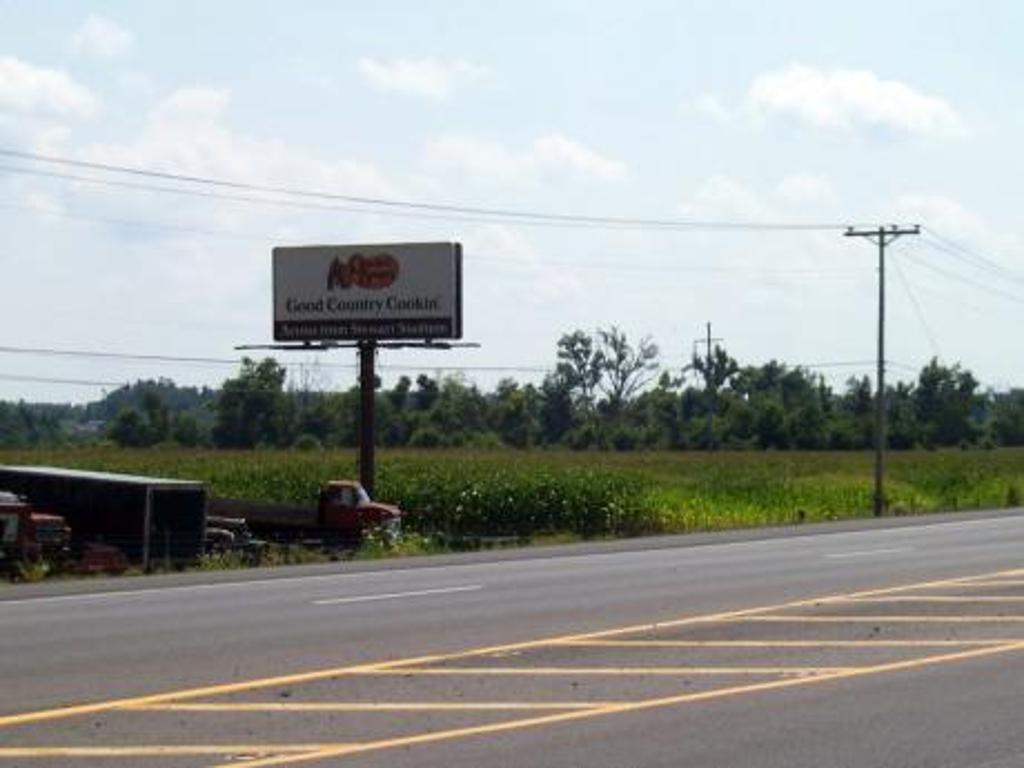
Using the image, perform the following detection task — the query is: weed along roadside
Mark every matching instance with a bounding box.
[1,447,1023,581]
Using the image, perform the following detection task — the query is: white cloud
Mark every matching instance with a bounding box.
[424,133,626,184]
[680,174,775,222]
[0,56,97,118]
[22,190,64,216]
[694,93,731,123]
[532,135,626,181]
[86,86,395,197]
[118,71,157,98]
[358,57,487,100]
[748,64,966,139]
[776,173,837,206]
[71,15,134,58]
[891,194,1020,260]
[463,223,583,305]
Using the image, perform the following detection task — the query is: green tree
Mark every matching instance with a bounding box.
[914,359,981,447]
[538,373,574,445]
[556,330,604,413]
[107,407,149,447]
[213,358,291,448]
[991,390,1024,446]
[596,326,659,417]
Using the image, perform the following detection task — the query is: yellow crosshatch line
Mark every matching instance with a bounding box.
[128,702,621,713]
[842,595,1024,603]
[0,745,349,758]
[0,570,967,729]
[557,638,1019,648]
[3,567,1024,767]
[352,665,856,676]
[210,642,1024,768]
[739,615,1024,623]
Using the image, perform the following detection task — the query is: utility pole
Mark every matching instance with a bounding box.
[844,225,920,516]
[693,322,724,451]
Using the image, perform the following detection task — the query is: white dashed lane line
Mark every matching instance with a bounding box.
[311,584,484,606]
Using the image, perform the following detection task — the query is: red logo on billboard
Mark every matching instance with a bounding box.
[327,253,400,290]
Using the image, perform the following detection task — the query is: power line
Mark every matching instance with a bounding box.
[904,247,1024,307]
[1,343,931,384]
[0,147,849,232]
[0,344,922,379]
[1,164,664,232]
[0,373,124,387]
[0,345,552,374]
[922,227,1024,285]
[891,251,943,360]
[0,197,867,278]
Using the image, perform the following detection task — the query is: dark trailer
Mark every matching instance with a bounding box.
[0,466,206,567]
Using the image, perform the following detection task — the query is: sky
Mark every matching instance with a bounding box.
[1,0,1023,403]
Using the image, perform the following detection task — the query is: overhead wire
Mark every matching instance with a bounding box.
[0,149,978,393]
[0,344,918,378]
[922,227,1024,285]
[903,244,1024,307]
[0,147,850,232]
[0,198,865,276]
[0,345,552,374]
[891,250,943,360]
[0,373,125,388]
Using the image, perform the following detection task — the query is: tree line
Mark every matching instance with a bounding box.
[3,326,1023,451]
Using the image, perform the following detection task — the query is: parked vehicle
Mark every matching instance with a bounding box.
[0,466,207,567]
[77,542,129,575]
[208,480,401,546]
[0,491,72,570]
[203,515,266,555]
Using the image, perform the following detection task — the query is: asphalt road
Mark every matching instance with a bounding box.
[3,509,1024,767]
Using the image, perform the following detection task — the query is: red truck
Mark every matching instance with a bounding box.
[0,491,72,570]
[207,480,401,546]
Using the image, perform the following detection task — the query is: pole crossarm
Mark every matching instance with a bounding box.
[844,223,920,516]
[845,225,921,245]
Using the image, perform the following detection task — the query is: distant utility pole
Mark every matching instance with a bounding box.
[693,322,724,451]
[844,225,921,517]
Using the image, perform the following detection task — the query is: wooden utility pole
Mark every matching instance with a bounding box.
[844,225,920,516]
[693,322,724,450]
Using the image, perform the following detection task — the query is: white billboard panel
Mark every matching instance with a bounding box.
[273,242,462,341]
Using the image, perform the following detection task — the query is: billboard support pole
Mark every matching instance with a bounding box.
[358,340,377,498]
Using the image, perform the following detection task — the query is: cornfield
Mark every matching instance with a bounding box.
[1,447,1022,541]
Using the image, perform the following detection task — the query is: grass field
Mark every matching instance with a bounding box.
[2,447,1022,542]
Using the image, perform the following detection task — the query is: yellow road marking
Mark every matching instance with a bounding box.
[843,595,1024,603]
[356,665,853,676]
[209,640,1024,768]
[740,615,1024,623]
[0,744,345,758]
[128,702,618,712]
[937,580,1024,587]
[1,567,1017,730]
[558,638,1014,648]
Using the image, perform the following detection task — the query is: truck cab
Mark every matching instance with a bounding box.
[0,491,72,568]
[318,481,401,542]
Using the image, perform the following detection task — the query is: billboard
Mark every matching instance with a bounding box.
[273,242,462,341]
